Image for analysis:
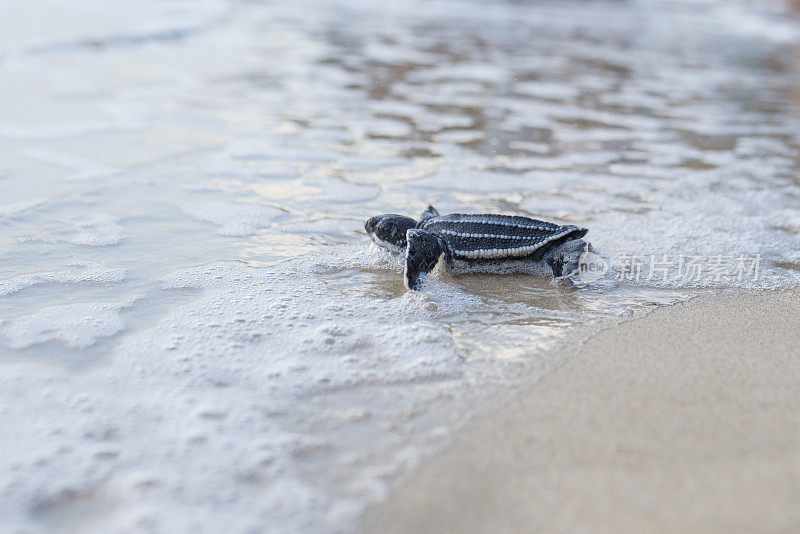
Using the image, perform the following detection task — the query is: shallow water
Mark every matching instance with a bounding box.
[2,0,800,532]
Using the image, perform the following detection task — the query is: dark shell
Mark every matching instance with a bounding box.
[419,214,587,260]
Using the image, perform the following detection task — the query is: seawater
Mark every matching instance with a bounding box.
[1,0,799,532]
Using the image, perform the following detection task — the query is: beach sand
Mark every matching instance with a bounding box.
[362,289,800,533]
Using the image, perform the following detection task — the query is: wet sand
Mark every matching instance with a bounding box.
[363,289,800,533]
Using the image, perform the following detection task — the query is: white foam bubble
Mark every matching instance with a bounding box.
[70,214,123,246]
[0,262,126,296]
[181,202,284,236]
[3,297,137,349]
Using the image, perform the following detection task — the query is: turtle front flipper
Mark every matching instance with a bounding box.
[403,229,446,290]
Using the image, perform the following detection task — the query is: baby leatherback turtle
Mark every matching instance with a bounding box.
[365,206,591,290]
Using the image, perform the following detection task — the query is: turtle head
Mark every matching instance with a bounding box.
[365,214,417,253]
[404,229,445,291]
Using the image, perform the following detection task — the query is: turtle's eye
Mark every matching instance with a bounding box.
[374,221,390,239]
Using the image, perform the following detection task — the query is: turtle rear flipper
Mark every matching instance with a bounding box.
[404,229,446,290]
[545,239,588,279]
[419,205,440,222]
